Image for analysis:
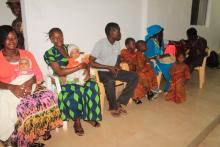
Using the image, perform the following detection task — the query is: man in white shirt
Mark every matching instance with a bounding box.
[90,22,138,117]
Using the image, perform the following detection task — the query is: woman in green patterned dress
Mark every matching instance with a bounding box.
[44,28,102,136]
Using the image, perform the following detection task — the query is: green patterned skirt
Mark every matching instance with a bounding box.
[58,79,102,121]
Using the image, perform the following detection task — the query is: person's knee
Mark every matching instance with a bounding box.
[105,79,115,86]
[129,72,138,83]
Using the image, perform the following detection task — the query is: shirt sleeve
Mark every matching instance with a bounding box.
[44,48,57,65]
[91,41,101,58]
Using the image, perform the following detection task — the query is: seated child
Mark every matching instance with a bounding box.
[165,52,190,103]
[120,38,137,71]
[135,40,159,103]
[120,38,145,104]
[63,44,89,85]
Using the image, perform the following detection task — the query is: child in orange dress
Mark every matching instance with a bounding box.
[120,38,137,71]
[165,52,190,103]
[135,40,159,102]
[120,38,146,104]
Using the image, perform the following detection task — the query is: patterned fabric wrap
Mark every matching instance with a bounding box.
[12,88,62,147]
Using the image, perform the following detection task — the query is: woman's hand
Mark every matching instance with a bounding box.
[21,81,33,95]
[8,85,26,98]
[21,84,32,96]
[21,77,35,95]
[83,69,90,81]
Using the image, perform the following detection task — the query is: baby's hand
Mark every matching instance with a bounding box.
[81,55,90,64]
[78,63,87,70]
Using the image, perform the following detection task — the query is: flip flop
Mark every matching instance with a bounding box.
[42,131,52,141]
[73,125,84,136]
[118,106,128,115]
[29,142,45,147]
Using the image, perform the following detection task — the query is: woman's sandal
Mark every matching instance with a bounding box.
[29,142,45,147]
[73,125,84,136]
[1,140,13,147]
[42,131,52,141]
[1,137,17,147]
[86,121,101,127]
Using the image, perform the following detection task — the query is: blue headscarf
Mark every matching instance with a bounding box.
[145,25,163,41]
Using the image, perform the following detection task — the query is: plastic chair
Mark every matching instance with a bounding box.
[45,66,68,130]
[194,48,211,89]
[90,68,106,114]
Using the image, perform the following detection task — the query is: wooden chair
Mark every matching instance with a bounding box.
[194,48,211,89]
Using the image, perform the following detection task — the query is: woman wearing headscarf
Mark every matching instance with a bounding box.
[144,25,174,92]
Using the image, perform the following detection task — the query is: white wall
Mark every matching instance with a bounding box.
[22,0,220,74]
[22,0,145,73]
[146,0,220,51]
[0,0,15,25]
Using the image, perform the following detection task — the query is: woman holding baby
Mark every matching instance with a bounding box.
[0,25,62,147]
[44,28,102,136]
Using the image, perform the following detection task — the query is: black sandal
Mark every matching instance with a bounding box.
[1,137,16,147]
[42,131,52,141]
[73,124,84,136]
[29,142,45,147]
[133,99,143,104]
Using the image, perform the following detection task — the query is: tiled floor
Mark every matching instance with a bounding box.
[43,68,220,147]
[199,124,220,147]
[1,68,220,147]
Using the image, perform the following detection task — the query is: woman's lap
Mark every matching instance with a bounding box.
[13,88,62,146]
[58,79,102,121]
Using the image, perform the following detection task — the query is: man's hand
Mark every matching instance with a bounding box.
[108,66,120,76]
